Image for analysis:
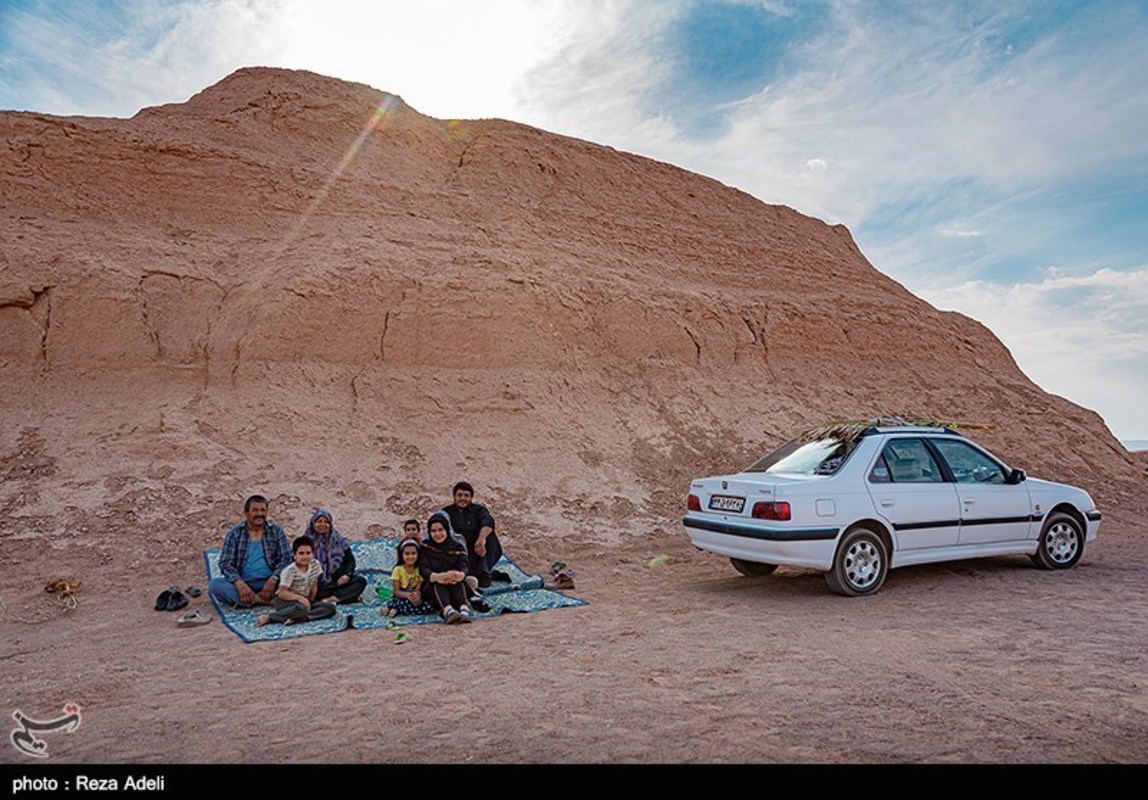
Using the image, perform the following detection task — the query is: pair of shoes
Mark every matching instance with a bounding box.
[155,586,189,612]
[443,608,461,624]
[547,562,576,590]
[470,597,491,613]
[176,609,212,627]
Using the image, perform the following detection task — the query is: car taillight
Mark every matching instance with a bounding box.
[752,501,791,521]
[687,494,701,512]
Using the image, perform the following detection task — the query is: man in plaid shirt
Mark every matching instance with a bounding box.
[208,494,293,608]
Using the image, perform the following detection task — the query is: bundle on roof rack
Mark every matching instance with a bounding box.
[797,415,992,444]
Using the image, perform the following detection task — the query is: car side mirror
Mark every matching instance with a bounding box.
[1007,468,1026,485]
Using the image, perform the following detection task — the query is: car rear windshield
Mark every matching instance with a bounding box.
[744,437,856,476]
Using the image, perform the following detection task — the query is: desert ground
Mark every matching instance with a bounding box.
[3,472,1146,766]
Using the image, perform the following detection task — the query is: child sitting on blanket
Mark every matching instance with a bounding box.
[399,518,421,545]
[385,539,436,617]
[255,536,338,627]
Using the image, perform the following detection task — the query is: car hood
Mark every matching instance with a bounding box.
[1025,476,1095,502]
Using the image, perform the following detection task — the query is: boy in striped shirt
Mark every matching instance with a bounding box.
[255,535,337,626]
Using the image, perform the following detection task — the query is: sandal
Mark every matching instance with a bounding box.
[165,589,189,612]
[154,587,175,611]
[545,562,576,590]
[176,609,213,627]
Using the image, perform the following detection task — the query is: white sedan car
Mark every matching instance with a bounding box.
[683,423,1101,596]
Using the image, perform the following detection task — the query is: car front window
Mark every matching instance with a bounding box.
[745,437,854,476]
[932,439,1008,484]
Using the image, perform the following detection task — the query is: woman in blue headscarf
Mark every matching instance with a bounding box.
[306,508,368,604]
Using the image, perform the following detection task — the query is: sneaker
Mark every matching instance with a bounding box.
[443,608,461,625]
[470,597,491,613]
[458,608,472,623]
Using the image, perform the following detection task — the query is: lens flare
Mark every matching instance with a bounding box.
[282,94,400,246]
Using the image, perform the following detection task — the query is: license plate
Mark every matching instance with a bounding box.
[708,495,745,513]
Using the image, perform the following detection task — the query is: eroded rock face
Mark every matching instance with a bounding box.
[1,67,1139,537]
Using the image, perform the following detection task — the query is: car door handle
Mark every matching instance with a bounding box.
[879,499,894,507]
[963,498,976,505]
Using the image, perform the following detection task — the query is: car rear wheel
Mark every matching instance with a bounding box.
[730,558,779,577]
[1030,512,1084,570]
[825,527,888,597]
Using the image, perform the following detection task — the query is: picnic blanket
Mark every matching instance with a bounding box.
[204,537,586,643]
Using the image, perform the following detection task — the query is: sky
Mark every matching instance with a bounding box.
[2,0,1145,441]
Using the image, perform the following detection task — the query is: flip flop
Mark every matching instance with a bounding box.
[394,631,410,645]
[155,586,177,611]
[165,589,188,612]
[185,586,202,597]
[176,609,212,627]
[544,575,576,590]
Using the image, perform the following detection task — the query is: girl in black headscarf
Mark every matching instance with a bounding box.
[419,511,473,624]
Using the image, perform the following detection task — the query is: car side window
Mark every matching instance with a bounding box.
[868,453,891,482]
[931,439,1007,484]
[872,438,942,483]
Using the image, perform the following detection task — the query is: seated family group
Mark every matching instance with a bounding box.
[207,481,504,627]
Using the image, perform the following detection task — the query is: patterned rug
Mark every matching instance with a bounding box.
[204,538,586,642]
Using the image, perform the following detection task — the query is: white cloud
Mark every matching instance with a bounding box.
[921,267,1148,438]
[938,225,982,239]
[0,0,600,120]
[266,0,592,121]
[509,2,1148,247]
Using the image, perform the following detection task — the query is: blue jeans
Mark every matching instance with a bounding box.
[209,576,273,608]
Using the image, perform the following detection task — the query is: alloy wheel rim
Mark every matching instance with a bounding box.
[844,540,881,589]
[1046,522,1079,564]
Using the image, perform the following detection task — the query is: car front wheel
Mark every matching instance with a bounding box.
[1030,512,1084,570]
[730,558,778,577]
[825,527,888,597]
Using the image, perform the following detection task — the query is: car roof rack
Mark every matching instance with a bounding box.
[800,416,982,444]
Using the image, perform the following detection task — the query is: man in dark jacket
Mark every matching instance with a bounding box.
[441,481,504,588]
